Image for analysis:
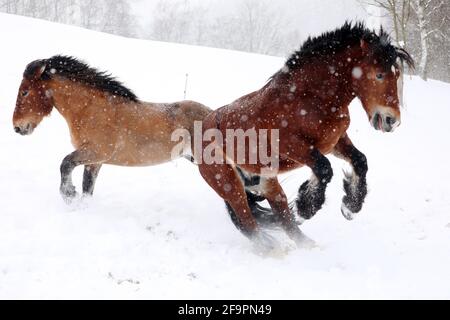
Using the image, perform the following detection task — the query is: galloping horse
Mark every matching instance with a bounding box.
[197,22,414,249]
[13,55,211,201]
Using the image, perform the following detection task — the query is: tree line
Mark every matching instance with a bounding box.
[0,0,298,56]
[0,0,136,37]
[145,0,298,57]
[1,0,449,82]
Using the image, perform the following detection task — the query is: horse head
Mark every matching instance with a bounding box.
[13,59,54,135]
[351,29,414,132]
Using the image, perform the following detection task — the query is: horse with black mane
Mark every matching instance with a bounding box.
[13,55,211,201]
[197,22,414,250]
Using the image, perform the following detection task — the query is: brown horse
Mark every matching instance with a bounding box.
[196,22,414,250]
[13,55,211,201]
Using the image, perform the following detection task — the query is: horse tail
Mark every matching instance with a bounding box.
[176,100,212,159]
[179,100,212,138]
[183,155,195,163]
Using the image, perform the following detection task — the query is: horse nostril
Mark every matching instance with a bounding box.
[14,127,21,133]
[386,116,396,126]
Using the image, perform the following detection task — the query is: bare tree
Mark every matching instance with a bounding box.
[360,0,412,47]
[410,0,446,79]
[207,0,288,55]
[148,1,191,43]
[145,0,290,56]
[78,0,102,29]
[229,0,287,55]
[0,0,135,38]
[361,0,450,80]
[0,1,18,14]
[147,0,210,46]
[190,5,209,45]
[100,0,135,37]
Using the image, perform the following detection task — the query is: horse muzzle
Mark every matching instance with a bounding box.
[371,112,400,133]
[14,123,34,135]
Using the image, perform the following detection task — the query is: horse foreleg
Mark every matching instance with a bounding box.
[295,148,334,221]
[60,148,104,202]
[333,133,368,220]
[82,164,102,196]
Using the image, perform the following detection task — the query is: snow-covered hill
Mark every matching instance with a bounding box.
[1,13,449,299]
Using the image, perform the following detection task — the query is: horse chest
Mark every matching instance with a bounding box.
[315,117,350,153]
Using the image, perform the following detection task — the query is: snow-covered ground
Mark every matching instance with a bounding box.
[1,13,449,299]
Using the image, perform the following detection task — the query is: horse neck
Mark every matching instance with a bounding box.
[289,47,362,109]
[49,77,105,123]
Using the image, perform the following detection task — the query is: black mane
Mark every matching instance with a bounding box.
[25,55,139,102]
[285,21,414,72]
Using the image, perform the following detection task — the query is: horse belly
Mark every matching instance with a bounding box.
[108,134,177,166]
[238,159,304,176]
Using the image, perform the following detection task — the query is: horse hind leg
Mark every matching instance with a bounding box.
[246,191,280,226]
[237,168,281,227]
[82,164,102,197]
[198,163,279,251]
[225,191,280,231]
[227,174,315,248]
[262,178,316,248]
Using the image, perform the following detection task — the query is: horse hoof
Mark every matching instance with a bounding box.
[295,216,306,225]
[341,203,356,221]
[60,186,78,203]
[252,231,281,254]
[297,209,315,221]
[82,192,93,199]
[62,194,78,204]
[296,197,320,220]
[293,232,318,249]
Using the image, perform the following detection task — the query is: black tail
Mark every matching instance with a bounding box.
[183,155,195,163]
[245,191,279,225]
[225,192,281,231]
[225,169,305,231]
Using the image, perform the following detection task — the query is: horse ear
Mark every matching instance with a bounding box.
[35,64,46,79]
[24,60,47,80]
[360,39,369,53]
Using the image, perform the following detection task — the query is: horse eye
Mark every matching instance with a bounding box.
[376,73,384,80]
[22,90,29,97]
